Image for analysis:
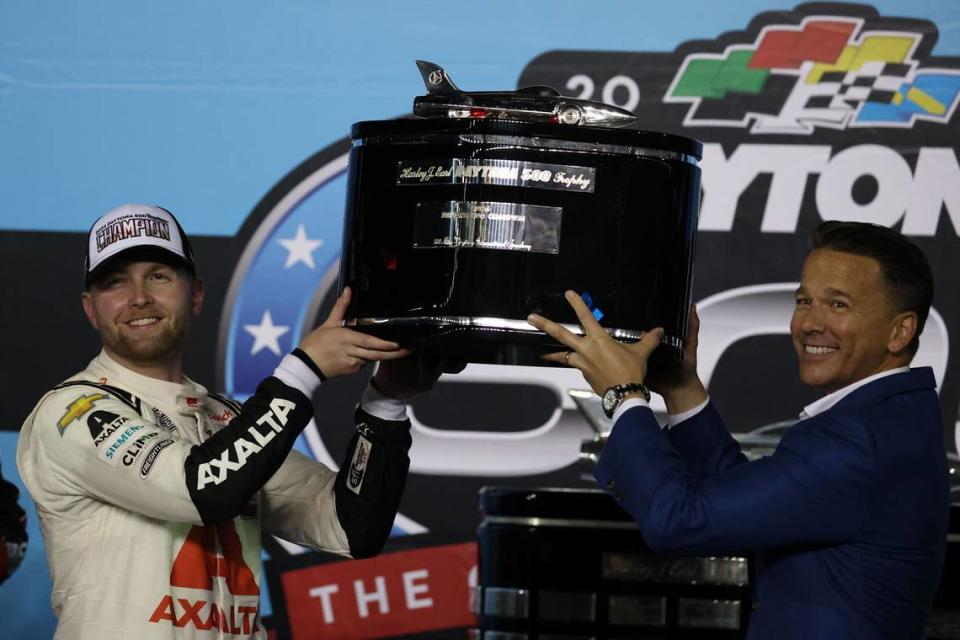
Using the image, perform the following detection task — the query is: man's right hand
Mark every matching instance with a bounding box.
[645,304,708,415]
[298,287,411,378]
[373,356,467,400]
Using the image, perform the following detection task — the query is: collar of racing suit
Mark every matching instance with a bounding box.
[87,350,212,441]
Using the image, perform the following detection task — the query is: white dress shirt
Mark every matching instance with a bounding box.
[611,366,912,429]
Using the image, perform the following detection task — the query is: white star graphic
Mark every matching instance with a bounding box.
[243,310,290,356]
[278,224,324,269]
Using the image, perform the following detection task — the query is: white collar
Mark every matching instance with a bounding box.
[799,367,911,420]
[89,350,208,414]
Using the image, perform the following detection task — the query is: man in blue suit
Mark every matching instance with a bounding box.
[528,221,950,638]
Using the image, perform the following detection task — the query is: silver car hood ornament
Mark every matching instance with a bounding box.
[413,60,638,128]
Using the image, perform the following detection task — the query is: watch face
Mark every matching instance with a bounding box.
[602,388,618,414]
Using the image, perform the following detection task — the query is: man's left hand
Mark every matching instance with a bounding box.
[373,355,467,400]
[528,290,664,396]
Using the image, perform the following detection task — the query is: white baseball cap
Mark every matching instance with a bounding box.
[84,204,196,287]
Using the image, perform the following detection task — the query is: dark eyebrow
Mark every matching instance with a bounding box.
[145,262,181,277]
[97,268,126,282]
[824,287,852,298]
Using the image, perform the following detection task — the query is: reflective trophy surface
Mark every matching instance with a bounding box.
[339,61,702,367]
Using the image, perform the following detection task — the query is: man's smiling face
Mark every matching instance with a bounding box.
[790,249,904,393]
[82,260,202,370]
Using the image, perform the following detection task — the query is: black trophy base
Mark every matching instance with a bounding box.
[352,321,684,369]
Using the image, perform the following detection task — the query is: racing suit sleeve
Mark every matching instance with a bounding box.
[261,406,412,559]
[19,351,321,526]
[261,451,347,554]
[333,407,411,558]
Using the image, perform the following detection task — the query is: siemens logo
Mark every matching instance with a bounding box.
[104,425,146,460]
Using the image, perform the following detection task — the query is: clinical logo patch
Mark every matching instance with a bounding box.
[121,432,160,466]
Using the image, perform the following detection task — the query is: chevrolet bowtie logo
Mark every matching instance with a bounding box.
[58,393,107,434]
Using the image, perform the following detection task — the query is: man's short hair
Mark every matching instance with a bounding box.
[810,221,934,354]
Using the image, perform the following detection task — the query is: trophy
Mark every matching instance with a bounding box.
[340,61,702,367]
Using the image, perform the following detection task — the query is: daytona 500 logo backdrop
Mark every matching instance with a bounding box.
[219,3,960,636]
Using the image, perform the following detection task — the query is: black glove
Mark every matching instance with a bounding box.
[0,468,27,584]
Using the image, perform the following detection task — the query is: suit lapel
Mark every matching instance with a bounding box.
[831,367,935,412]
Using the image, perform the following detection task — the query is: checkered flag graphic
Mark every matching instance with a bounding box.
[808,61,915,109]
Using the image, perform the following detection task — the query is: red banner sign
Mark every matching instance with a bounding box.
[280,542,477,639]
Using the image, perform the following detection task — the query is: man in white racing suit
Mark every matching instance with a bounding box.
[18,204,446,638]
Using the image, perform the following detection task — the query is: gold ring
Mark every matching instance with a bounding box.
[564,351,573,365]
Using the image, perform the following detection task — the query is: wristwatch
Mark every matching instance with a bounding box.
[601,382,651,418]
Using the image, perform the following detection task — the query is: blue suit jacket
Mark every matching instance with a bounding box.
[595,368,950,639]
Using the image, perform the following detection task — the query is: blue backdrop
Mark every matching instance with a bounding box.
[2,1,959,637]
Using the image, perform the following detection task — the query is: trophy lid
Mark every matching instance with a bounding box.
[351,60,703,160]
[412,59,637,128]
[352,117,702,160]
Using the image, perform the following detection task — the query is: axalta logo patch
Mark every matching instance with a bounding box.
[195,397,296,489]
[149,598,259,635]
[88,411,129,447]
[150,521,261,632]
[665,15,960,133]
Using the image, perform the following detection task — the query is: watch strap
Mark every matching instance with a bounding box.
[603,382,651,418]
